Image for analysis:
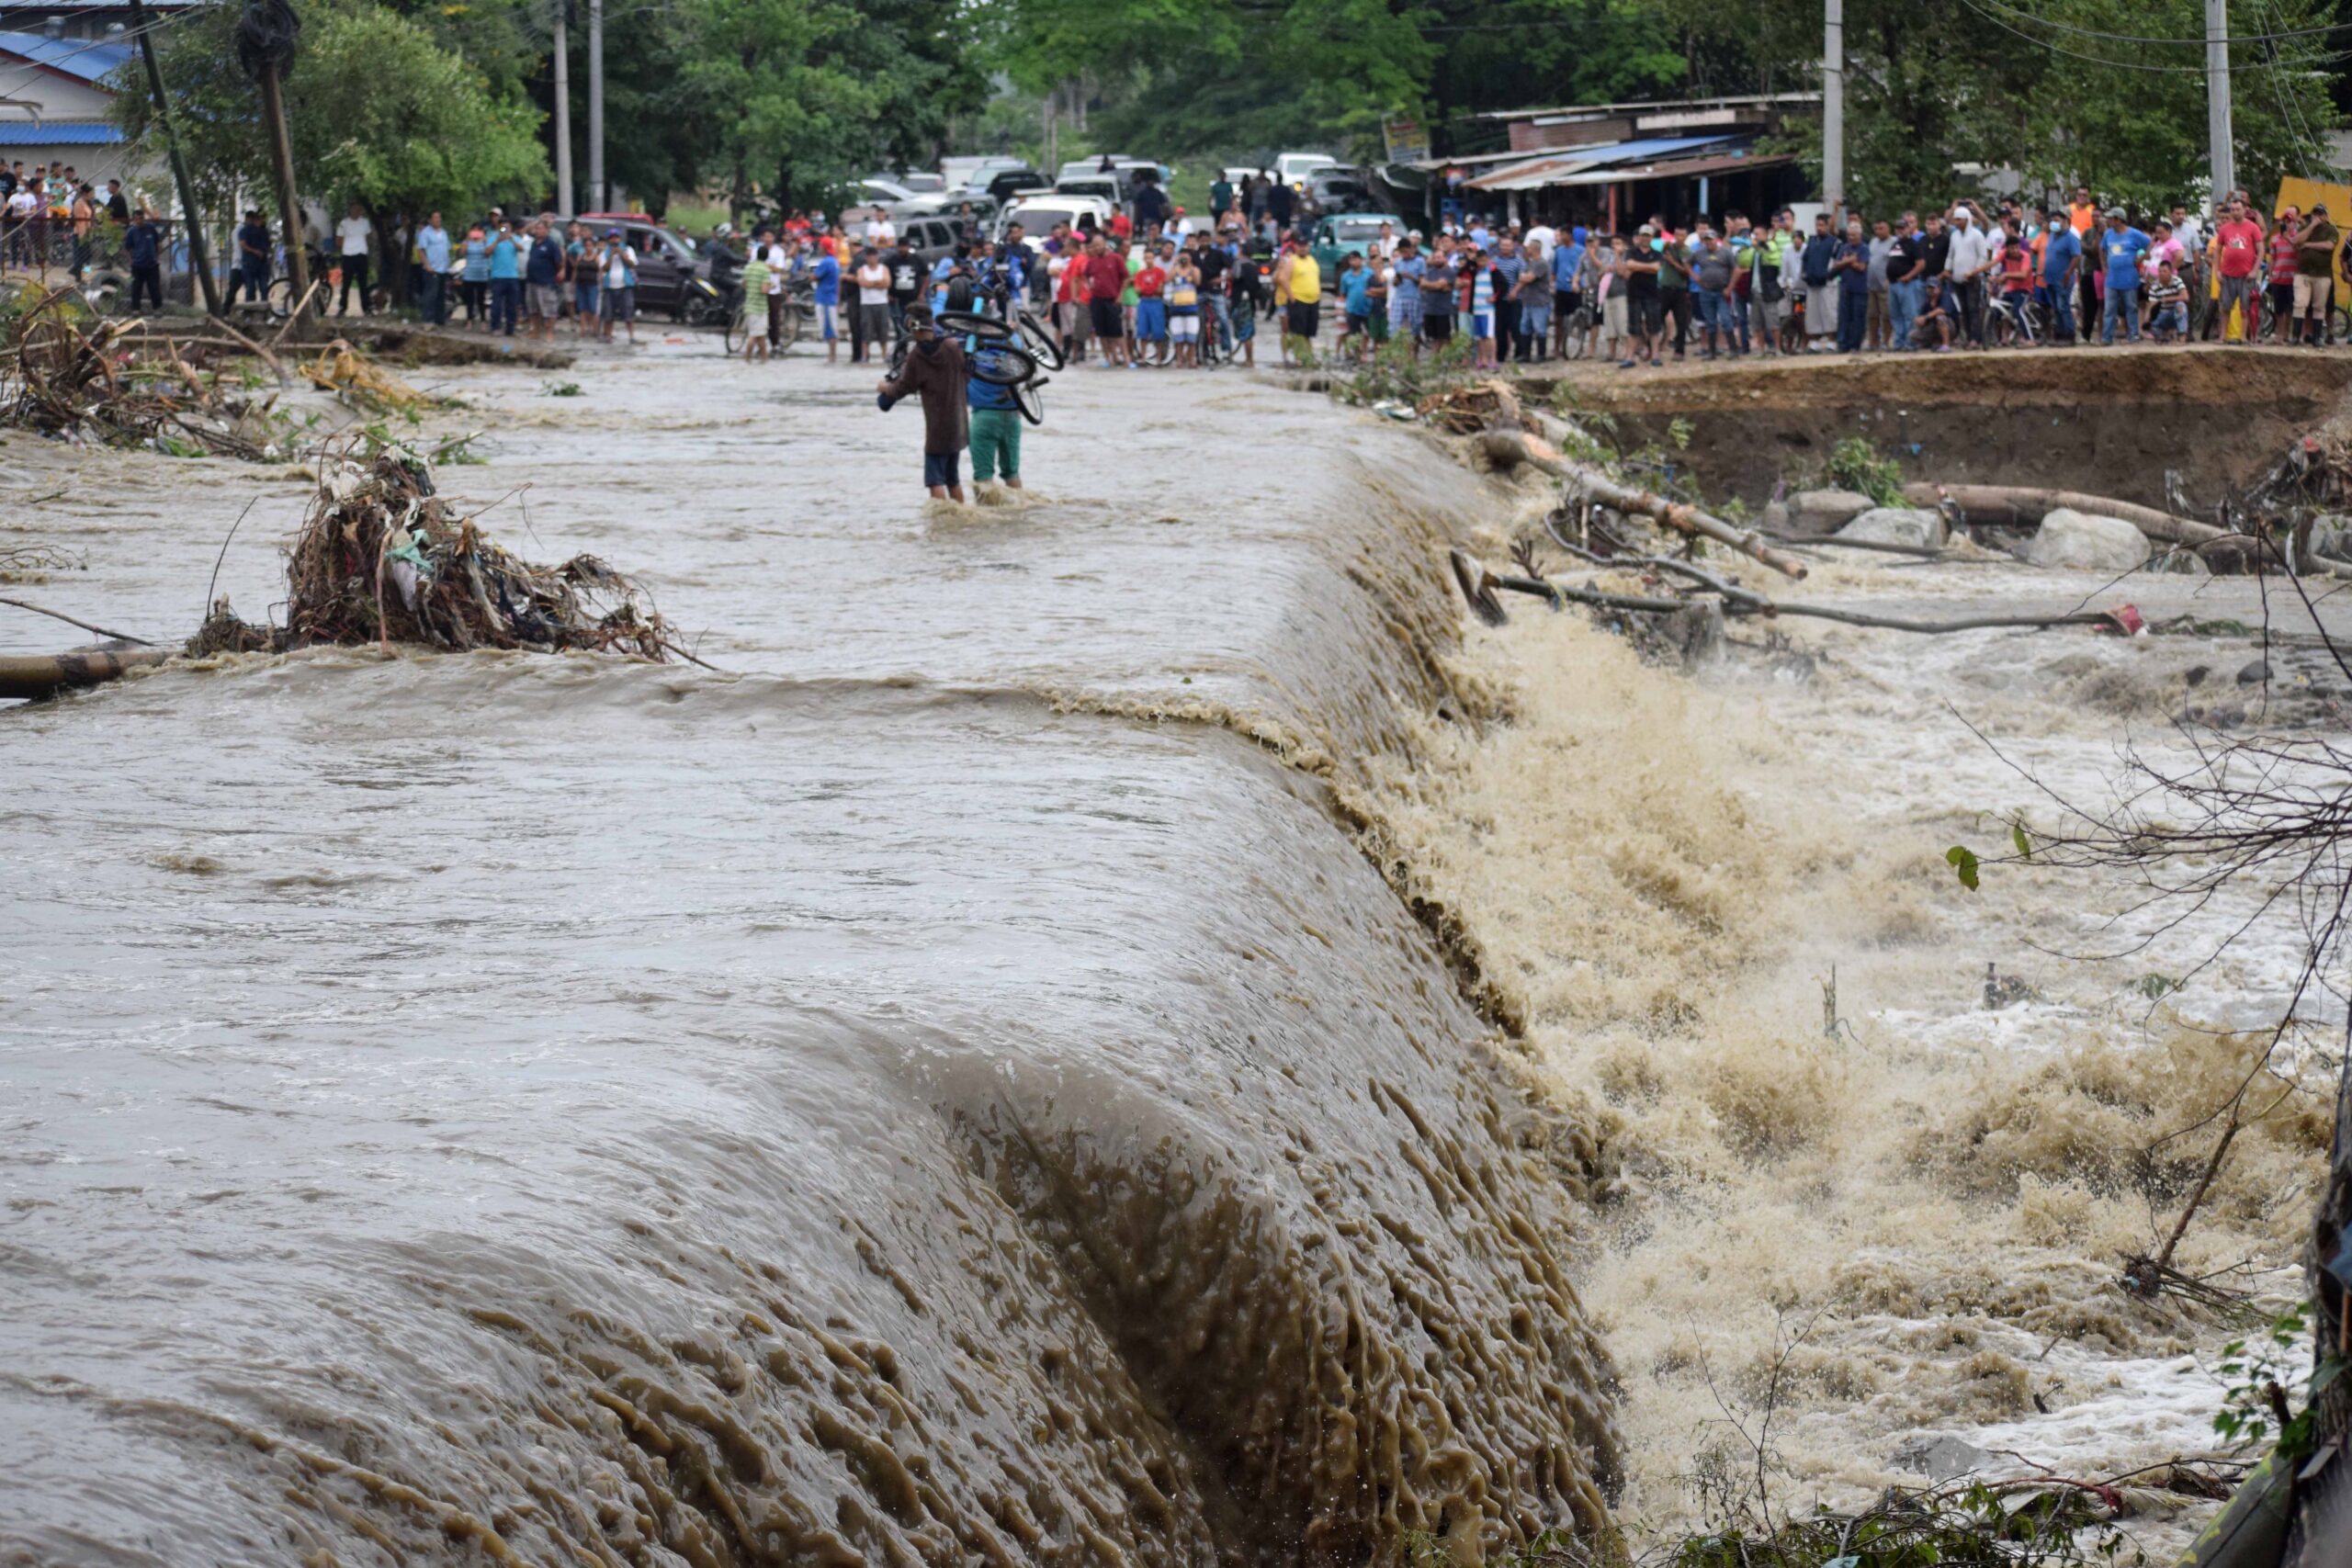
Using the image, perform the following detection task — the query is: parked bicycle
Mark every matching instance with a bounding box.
[724,275,817,355]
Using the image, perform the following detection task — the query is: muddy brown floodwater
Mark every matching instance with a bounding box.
[3,340,2343,1567]
[0,346,1616,1567]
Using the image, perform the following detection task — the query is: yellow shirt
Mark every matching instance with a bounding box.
[1289,254,1321,303]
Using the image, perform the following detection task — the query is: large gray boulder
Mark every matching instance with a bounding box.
[2025,507,2150,571]
[1788,488,1876,532]
[1838,506,1945,548]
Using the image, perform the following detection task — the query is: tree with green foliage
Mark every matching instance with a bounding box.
[114,0,547,296]
[1667,0,2340,217]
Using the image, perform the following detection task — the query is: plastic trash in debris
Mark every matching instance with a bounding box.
[2095,603,2145,636]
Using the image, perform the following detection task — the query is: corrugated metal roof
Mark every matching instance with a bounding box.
[0,29,133,82]
[1478,94,1821,122]
[1466,136,1736,192]
[1541,150,1794,187]
[0,118,121,142]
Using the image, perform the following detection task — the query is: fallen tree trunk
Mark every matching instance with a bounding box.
[0,647,169,701]
[1456,553,2128,636]
[1480,428,1810,580]
[1902,481,2214,542]
[1913,480,2352,577]
[1761,531,1951,560]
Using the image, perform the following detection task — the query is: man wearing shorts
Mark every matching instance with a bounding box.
[876,306,969,501]
[2212,197,2263,343]
[525,219,563,341]
[1086,234,1129,367]
[811,239,841,363]
[1619,225,1663,367]
[1283,237,1321,354]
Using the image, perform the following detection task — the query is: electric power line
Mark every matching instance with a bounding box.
[1956,0,2346,74]
[1968,0,2342,49]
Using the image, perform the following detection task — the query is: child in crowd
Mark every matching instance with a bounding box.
[1166,251,1202,368]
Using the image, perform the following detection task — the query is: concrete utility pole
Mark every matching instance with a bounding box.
[1823,0,1845,220]
[586,0,604,210]
[2206,0,2235,209]
[127,0,219,314]
[551,0,572,215]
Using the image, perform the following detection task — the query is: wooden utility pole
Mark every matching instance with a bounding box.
[127,0,219,315]
[255,53,307,320]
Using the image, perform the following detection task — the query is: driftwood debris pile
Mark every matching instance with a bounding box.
[194,446,684,661]
[1433,376,2352,637]
[0,287,294,460]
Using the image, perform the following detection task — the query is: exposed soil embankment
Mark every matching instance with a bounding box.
[1530,346,2352,507]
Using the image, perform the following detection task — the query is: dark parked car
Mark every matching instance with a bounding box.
[1305,169,1396,219]
[900,214,970,270]
[982,167,1051,205]
[568,213,702,319]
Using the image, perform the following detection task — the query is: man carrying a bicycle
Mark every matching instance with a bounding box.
[875,305,969,502]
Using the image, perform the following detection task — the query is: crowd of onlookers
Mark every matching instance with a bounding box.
[1408,185,2345,368]
[121,168,2350,370]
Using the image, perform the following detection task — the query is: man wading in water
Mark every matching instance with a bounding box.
[875,305,969,502]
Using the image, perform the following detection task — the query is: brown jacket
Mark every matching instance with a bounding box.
[879,338,968,455]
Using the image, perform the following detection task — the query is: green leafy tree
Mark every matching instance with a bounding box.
[115,0,548,291]
[1669,0,2340,216]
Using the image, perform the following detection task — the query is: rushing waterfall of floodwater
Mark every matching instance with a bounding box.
[0,355,1616,1567]
[5,344,2341,1566]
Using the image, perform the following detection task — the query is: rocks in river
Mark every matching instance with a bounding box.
[1787,488,1876,533]
[2237,657,2271,686]
[1661,599,1725,669]
[1890,1431,1993,1482]
[1838,507,1946,548]
[2023,508,2151,572]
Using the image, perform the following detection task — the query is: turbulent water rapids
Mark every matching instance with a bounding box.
[1,343,2338,1565]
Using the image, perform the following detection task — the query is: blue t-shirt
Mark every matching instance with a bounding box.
[418,224,450,272]
[1392,254,1426,301]
[1340,267,1372,315]
[965,337,1015,409]
[2041,225,2081,285]
[526,235,560,286]
[1838,238,1870,293]
[2102,227,2151,290]
[489,236,519,280]
[125,220,159,269]
[812,254,841,305]
[1556,243,1583,289]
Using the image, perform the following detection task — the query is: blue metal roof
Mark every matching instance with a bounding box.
[1563,134,1734,165]
[0,30,134,83]
[0,120,122,143]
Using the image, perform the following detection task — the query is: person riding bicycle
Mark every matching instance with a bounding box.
[703,221,746,310]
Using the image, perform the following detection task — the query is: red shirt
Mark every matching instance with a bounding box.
[1086,251,1127,301]
[1110,212,1132,242]
[2216,219,2264,279]
[2271,228,2300,284]
[1132,264,1167,298]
